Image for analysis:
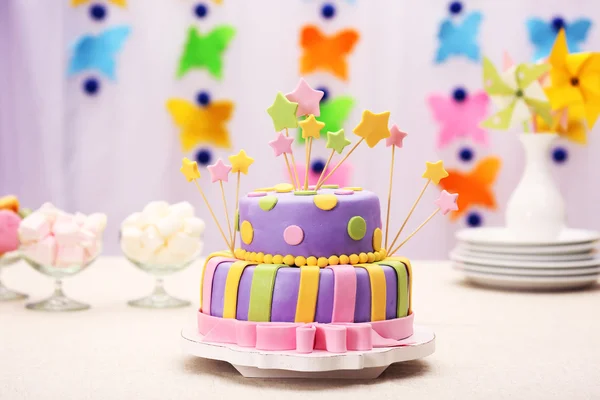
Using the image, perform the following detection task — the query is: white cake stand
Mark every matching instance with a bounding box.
[180,325,435,379]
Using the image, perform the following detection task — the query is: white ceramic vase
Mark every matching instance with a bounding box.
[505,133,566,241]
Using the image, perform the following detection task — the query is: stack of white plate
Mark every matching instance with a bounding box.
[452,227,600,290]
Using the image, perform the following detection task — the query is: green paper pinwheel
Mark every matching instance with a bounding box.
[177,25,236,79]
[481,56,552,130]
[297,96,355,143]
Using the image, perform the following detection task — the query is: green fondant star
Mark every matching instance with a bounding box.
[297,96,355,143]
[177,25,236,80]
[267,92,299,131]
[326,129,351,154]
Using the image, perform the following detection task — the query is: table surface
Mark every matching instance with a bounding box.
[1,256,599,400]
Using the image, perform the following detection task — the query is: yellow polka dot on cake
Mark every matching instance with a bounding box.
[372,227,382,251]
[313,194,338,211]
[274,183,294,193]
[240,221,254,244]
[342,186,363,191]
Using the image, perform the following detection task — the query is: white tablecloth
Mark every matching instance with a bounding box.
[1,257,599,399]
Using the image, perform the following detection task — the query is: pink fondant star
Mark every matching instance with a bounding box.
[386,124,408,148]
[285,78,324,117]
[434,190,459,215]
[269,131,294,157]
[207,159,232,183]
[428,90,490,149]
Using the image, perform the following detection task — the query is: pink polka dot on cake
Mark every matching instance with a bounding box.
[334,189,354,195]
[247,192,267,197]
[283,225,304,246]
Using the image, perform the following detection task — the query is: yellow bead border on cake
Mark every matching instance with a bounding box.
[233,248,388,267]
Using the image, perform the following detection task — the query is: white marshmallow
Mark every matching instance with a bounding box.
[23,236,57,266]
[38,203,60,223]
[55,244,85,267]
[84,213,107,233]
[84,240,102,261]
[168,201,195,219]
[167,232,201,257]
[183,217,205,237]
[74,212,87,226]
[142,201,169,225]
[79,228,97,248]
[140,226,164,253]
[155,215,183,239]
[121,212,145,229]
[153,247,177,265]
[18,212,51,244]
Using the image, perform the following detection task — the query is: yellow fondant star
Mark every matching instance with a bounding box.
[229,150,254,175]
[166,98,234,151]
[180,158,201,182]
[71,0,126,7]
[352,110,391,148]
[298,114,325,139]
[423,160,449,184]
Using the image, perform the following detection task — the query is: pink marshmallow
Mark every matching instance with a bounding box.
[23,236,57,266]
[53,221,81,245]
[83,240,102,262]
[55,244,85,267]
[18,212,51,244]
[83,213,107,234]
[0,210,21,255]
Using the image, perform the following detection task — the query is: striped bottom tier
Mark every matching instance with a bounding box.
[200,253,412,324]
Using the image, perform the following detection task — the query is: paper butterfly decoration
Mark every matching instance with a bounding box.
[481,57,552,130]
[437,156,500,221]
[166,98,234,150]
[428,90,489,148]
[435,11,482,63]
[292,162,352,188]
[71,0,126,6]
[297,96,355,143]
[545,29,600,130]
[527,17,592,61]
[299,25,360,81]
[68,26,131,80]
[177,25,236,80]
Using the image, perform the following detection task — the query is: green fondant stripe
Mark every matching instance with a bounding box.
[377,260,409,317]
[248,264,285,322]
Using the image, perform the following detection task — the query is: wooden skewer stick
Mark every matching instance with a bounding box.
[219,181,234,248]
[193,179,232,252]
[285,128,302,189]
[231,171,241,251]
[384,145,396,249]
[390,208,439,255]
[316,138,364,190]
[283,154,295,186]
[387,179,431,252]
[304,137,313,190]
[315,149,335,188]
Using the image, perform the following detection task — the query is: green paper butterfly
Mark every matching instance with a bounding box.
[481,56,552,130]
[177,25,236,80]
[296,96,355,143]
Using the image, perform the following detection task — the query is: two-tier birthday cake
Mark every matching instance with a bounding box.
[181,79,458,354]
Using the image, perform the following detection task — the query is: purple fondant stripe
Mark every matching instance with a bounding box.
[383,265,397,320]
[270,268,300,322]
[354,267,371,323]
[210,262,233,317]
[236,266,255,321]
[314,268,334,323]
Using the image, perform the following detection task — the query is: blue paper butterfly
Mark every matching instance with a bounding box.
[68,26,131,80]
[435,11,483,64]
[527,17,592,60]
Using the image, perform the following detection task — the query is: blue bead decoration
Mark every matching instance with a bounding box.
[449,1,462,15]
[83,78,100,95]
[195,149,213,166]
[466,212,482,227]
[196,91,211,106]
[321,3,336,19]
[453,87,467,102]
[89,4,107,21]
[459,147,474,162]
[317,87,329,102]
[552,147,568,164]
[194,3,209,18]
[552,16,565,32]
[311,159,326,174]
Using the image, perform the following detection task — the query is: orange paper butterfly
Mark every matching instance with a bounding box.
[299,25,360,81]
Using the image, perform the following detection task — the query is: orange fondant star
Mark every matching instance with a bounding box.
[299,25,360,81]
[438,156,501,220]
[166,98,234,151]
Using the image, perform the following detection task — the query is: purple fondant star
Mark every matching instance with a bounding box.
[285,78,324,117]
[386,124,408,148]
[435,190,459,215]
[269,131,294,157]
[207,158,232,183]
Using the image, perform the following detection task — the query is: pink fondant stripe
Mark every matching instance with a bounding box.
[201,257,234,314]
[197,311,415,354]
[329,266,357,323]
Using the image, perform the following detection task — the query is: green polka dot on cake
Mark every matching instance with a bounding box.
[347,216,366,240]
[234,208,240,231]
[294,190,317,196]
[259,195,278,211]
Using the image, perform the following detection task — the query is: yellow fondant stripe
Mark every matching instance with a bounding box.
[294,265,320,323]
[388,256,413,314]
[199,251,234,307]
[223,261,251,318]
[357,264,387,322]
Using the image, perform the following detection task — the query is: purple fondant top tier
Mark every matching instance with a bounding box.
[238,188,382,258]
